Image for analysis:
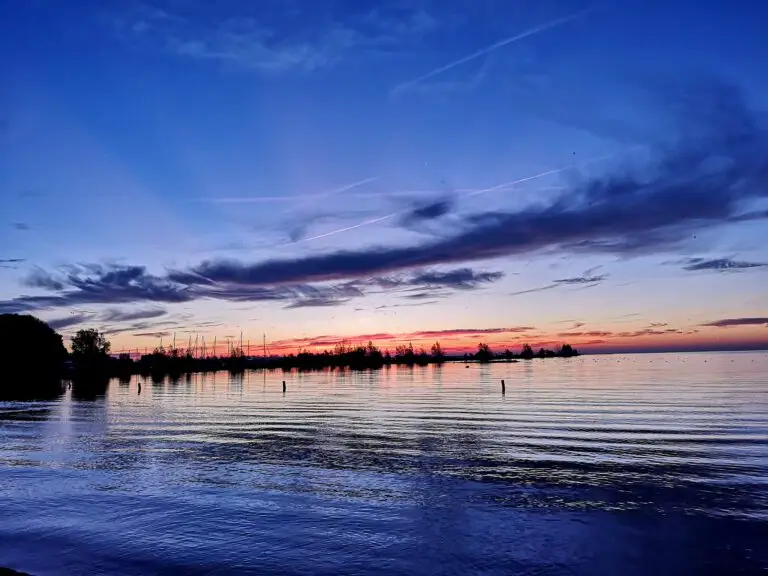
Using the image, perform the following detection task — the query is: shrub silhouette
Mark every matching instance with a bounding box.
[431,341,445,362]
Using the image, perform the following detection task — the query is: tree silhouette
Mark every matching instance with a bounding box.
[430,341,445,361]
[558,343,578,357]
[0,314,67,398]
[71,329,111,358]
[520,344,534,360]
[70,329,112,395]
[475,342,493,363]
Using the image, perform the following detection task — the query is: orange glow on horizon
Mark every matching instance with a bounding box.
[106,323,767,356]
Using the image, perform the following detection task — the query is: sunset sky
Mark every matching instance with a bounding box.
[1,0,766,355]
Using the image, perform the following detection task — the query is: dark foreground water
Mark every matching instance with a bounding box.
[1,352,767,575]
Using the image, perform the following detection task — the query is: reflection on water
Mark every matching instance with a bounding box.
[1,352,767,575]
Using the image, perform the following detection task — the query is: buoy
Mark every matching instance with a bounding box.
[501,379,505,394]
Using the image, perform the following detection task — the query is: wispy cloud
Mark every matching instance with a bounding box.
[510,267,607,297]
[553,267,607,285]
[374,300,439,310]
[4,82,767,316]
[391,9,590,95]
[12,223,29,231]
[373,268,504,291]
[101,307,168,323]
[167,82,768,285]
[402,291,444,300]
[23,267,65,290]
[47,313,93,331]
[0,258,24,270]
[557,330,613,337]
[509,284,559,297]
[616,328,688,337]
[398,194,455,228]
[282,284,363,309]
[133,331,172,338]
[115,4,438,74]
[405,327,534,339]
[103,319,181,336]
[680,257,767,272]
[284,297,352,309]
[701,317,768,328]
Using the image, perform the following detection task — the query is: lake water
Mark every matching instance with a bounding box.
[1,352,767,575]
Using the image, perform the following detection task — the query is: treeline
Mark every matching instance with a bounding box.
[468,342,578,362]
[115,340,445,376]
[113,340,578,376]
[0,313,579,399]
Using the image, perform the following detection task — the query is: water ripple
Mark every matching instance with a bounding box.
[1,352,767,575]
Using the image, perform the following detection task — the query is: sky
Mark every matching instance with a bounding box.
[1,0,767,356]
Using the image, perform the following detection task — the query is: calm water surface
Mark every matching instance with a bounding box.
[1,352,767,575]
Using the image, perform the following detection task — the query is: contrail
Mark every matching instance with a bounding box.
[193,176,379,205]
[291,149,629,245]
[279,177,380,231]
[292,213,400,244]
[391,9,591,96]
[465,150,625,198]
[296,176,379,204]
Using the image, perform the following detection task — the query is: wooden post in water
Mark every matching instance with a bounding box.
[501,379,505,394]
[282,380,286,393]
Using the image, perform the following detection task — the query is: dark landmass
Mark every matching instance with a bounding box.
[94,340,579,379]
[0,313,67,400]
[1,568,33,576]
[0,314,578,398]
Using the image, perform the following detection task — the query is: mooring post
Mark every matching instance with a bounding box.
[282,380,286,393]
[501,379,505,394]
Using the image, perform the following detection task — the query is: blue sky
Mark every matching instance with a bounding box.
[1,0,767,354]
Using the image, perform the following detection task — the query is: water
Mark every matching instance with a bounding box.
[1,352,767,575]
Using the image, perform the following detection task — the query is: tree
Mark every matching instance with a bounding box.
[395,342,416,364]
[0,314,67,398]
[71,329,111,358]
[475,342,493,363]
[430,341,445,361]
[520,344,534,360]
[558,344,578,357]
